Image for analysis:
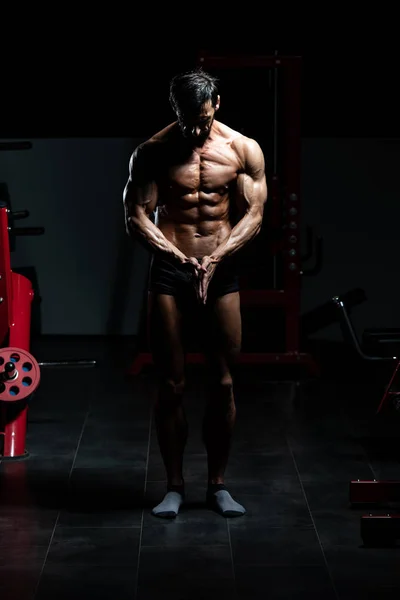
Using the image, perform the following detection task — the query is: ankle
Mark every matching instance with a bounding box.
[208,482,227,494]
[167,480,185,495]
[168,477,184,487]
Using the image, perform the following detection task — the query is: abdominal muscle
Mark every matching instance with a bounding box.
[156,192,232,259]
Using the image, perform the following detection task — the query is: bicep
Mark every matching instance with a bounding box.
[235,139,268,217]
[123,145,159,221]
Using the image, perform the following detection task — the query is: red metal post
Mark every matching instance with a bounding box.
[0,206,12,343]
[375,360,400,414]
[0,204,12,448]
[281,57,302,352]
[199,52,305,357]
[0,204,34,459]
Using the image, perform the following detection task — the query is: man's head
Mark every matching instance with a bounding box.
[169,68,220,143]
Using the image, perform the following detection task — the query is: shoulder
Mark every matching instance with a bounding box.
[130,138,159,165]
[215,121,264,163]
[129,140,153,168]
[232,134,264,163]
[130,123,177,160]
[232,136,265,178]
[129,125,176,173]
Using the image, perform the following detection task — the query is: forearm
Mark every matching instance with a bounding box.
[210,213,262,262]
[127,215,187,264]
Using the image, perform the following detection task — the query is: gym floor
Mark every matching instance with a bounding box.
[1,337,400,599]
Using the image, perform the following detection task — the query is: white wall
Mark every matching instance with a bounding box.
[301,138,400,340]
[0,138,150,335]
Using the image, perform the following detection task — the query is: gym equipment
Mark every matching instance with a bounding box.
[363,329,400,358]
[129,52,322,377]
[0,183,45,252]
[350,480,400,505]
[360,514,400,547]
[301,288,366,339]
[332,296,398,366]
[0,190,42,460]
[0,347,41,402]
[332,294,400,546]
[0,141,96,460]
[333,295,400,414]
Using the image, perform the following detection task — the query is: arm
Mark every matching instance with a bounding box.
[209,138,267,262]
[123,142,188,264]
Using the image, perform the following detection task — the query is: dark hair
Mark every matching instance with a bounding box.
[169,68,219,116]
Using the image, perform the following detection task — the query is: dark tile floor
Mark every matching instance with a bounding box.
[1,337,400,599]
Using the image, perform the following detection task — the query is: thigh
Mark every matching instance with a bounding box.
[205,292,242,380]
[148,292,185,381]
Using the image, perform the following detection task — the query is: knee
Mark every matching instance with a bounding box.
[157,377,185,410]
[219,373,233,391]
[210,374,234,406]
[223,345,241,369]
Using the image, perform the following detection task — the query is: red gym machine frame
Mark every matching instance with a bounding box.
[0,181,97,459]
[0,202,35,459]
[129,53,318,377]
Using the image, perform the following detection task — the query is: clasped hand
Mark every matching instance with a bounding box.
[187,256,219,304]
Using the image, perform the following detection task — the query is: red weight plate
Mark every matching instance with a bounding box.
[0,347,41,402]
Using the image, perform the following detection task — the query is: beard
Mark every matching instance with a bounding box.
[179,117,214,146]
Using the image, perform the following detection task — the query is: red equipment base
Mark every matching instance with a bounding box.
[349,362,400,544]
[350,480,400,504]
[350,480,400,545]
[360,514,400,546]
[350,480,400,546]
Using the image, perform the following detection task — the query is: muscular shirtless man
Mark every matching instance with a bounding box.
[123,68,267,518]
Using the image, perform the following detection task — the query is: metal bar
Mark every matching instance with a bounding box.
[198,53,301,68]
[38,360,97,367]
[272,50,279,288]
[240,290,286,306]
[273,50,279,174]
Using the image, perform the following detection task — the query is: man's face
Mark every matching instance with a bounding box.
[177,98,219,145]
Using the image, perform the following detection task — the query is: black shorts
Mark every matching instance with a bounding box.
[148,254,240,303]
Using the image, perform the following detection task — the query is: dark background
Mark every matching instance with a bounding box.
[3,46,399,138]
